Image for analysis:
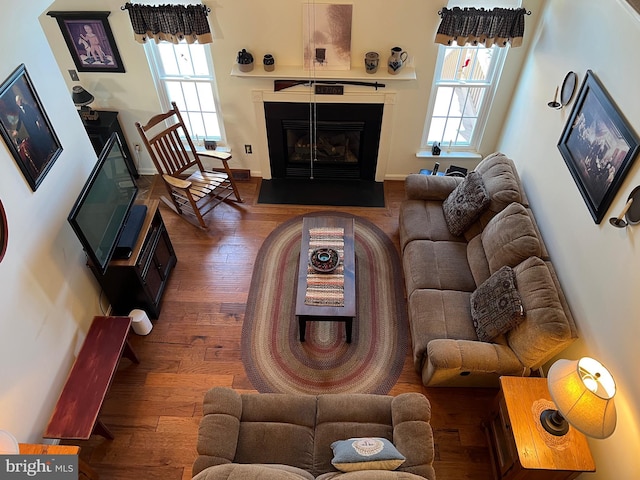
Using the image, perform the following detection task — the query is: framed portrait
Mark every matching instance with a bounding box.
[0,64,63,191]
[558,70,640,224]
[47,11,125,73]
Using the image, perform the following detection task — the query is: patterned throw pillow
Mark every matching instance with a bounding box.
[442,171,490,236]
[470,265,525,342]
[331,437,406,472]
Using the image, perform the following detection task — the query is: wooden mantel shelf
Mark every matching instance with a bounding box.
[230,63,416,81]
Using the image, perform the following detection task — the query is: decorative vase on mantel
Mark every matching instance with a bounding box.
[387,46,408,75]
[237,48,254,72]
[263,54,275,72]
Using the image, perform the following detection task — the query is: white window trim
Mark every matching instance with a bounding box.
[143,42,228,148]
[419,43,508,156]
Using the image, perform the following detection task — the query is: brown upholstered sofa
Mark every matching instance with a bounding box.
[399,152,578,387]
[192,387,436,480]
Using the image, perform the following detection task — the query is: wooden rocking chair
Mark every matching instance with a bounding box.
[136,102,243,228]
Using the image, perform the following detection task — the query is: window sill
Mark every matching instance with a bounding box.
[416,150,482,160]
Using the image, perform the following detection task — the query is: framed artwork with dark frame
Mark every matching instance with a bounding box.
[47,11,125,73]
[558,70,640,224]
[0,64,63,191]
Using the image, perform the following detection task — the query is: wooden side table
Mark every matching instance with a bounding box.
[19,444,98,479]
[484,376,596,480]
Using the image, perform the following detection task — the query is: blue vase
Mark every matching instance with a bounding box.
[387,47,408,75]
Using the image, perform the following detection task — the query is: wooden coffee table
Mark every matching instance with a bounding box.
[295,216,356,343]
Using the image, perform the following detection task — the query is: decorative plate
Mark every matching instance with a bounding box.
[0,199,7,264]
[560,71,578,106]
[310,247,340,273]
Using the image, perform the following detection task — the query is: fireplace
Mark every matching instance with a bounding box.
[264,102,384,180]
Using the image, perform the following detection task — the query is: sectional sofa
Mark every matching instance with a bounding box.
[399,152,578,387]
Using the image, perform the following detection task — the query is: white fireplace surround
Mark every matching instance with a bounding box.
[252,90,396,181]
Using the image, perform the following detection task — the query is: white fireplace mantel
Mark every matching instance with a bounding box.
[232,64,416,81]
[252,90,396,182]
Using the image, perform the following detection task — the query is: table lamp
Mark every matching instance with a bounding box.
[0,429,19,454]
[542,357,617,438]
[71,86,98,121]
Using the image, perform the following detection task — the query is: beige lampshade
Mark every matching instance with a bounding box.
[0,429,19,454]
[547,357,617,439]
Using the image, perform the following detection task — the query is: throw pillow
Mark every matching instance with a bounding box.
[442,171,490,236]
[330,437,406,472]
[470,265,525,342]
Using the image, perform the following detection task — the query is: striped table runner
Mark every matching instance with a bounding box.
[305,227,345,306]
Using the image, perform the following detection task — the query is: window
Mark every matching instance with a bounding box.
[422,43,508,151]
[145,42,225,143]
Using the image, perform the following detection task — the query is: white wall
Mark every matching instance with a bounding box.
[499,0,640,478]
[41,0,538,179]
[0,1,104,441]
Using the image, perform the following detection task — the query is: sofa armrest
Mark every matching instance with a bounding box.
[391,393,436,480]
[193,387,243,477]
[405,174,462,201]
[423,339,529,387]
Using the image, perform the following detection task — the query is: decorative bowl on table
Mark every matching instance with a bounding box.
[309,247,340,273]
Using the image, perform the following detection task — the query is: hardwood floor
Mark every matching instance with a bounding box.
[67,176,497,480]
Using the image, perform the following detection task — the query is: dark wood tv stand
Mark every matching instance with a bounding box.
[89,199,177,319]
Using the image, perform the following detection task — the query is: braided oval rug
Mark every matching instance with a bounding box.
[241,211,408,395]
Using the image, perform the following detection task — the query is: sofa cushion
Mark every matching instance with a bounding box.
[508,257,574,368]
[317,471,430,480]
[235,393,316,471]
[407,289,477,371]
[481,202,542,274]
[464,153,527,240]
[193,464,314,480]
[471,266,525,342]
[442,171,490,236]
[331,438,405,472]
[403,240,476,295]
[399,199,463,250]
[315,394,394,475]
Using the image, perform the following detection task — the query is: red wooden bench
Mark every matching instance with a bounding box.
[44,316,139,440]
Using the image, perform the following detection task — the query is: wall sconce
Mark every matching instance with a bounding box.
[609,185,640,228]
[542,357,616,438]
[0,429,19,454]
[71,85,99,121]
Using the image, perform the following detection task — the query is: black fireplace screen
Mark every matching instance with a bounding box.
[265,102,383,180]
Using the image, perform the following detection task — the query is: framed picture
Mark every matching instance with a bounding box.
[47,11,125,73]
[303,4,352,70]
[0,64,63,191]
[558,70,640,224]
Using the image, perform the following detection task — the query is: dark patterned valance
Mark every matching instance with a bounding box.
[435,7,528,48]
[122,3,212,44]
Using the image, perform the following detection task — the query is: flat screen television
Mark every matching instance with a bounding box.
[68,132,139,275]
